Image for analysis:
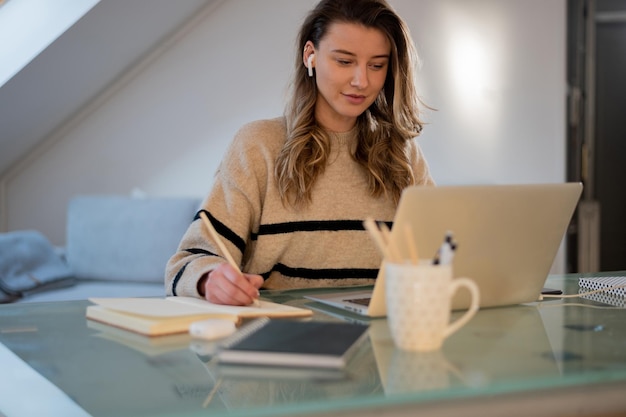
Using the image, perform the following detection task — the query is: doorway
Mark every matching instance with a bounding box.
[567,0,626,272]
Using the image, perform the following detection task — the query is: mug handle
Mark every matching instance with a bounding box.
[442,277,480,339]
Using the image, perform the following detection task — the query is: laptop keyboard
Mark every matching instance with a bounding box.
[344,297,371,306]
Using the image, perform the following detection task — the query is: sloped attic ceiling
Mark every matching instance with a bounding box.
[0,0,217,177]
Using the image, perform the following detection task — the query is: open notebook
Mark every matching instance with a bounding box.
[305,183,583,317]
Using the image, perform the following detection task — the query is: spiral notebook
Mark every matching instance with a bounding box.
[578,276,626,307]
[216,318,369,369]
[578,276,626,297]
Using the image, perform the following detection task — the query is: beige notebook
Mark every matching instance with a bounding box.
[87,320,193,356]
[86,296,313,337]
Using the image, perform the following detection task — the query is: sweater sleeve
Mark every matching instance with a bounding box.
[164,119,281,298]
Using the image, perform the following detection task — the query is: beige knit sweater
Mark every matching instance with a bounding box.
[165,117,434,298]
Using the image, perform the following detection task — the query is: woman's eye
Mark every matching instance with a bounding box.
[337,59,352,65]
[370,63,387,70]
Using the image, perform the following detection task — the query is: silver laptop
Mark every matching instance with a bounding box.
[305,183,583,317]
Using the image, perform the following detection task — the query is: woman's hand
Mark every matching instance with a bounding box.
[198,263,264,306]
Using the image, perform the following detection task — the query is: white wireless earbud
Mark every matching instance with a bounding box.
[307,54,314,77]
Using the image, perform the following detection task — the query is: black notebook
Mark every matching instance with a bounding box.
[217,317,369,369]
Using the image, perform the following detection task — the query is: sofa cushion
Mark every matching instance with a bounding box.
[66,195,200,283]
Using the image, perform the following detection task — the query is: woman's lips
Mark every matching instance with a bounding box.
[343,93,366,105]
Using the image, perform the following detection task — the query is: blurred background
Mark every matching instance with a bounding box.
[0,0,623,273]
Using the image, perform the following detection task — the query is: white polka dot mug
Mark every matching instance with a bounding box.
[385,262,480,351]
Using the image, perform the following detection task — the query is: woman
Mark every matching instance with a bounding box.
[165,0,434,305]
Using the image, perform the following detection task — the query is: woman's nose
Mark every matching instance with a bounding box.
[350,65,369,89]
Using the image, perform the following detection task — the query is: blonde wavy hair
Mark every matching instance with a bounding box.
[275,0,425,208]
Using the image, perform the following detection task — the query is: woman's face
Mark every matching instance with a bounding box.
[306,22,391,132]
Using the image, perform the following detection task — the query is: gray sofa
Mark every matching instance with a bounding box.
[0,195,201,303]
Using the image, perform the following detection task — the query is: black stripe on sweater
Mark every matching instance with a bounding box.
[184,248,216,256]
[260,263,379,280]
[195,210,246,254]
[171,262,190,296]
[252,219,393,239]
[258,219,363,235]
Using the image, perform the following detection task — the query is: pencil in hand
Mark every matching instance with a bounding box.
[198,211,260,307]
[199,211,240,273]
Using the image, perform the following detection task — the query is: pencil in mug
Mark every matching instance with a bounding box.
[377,221,403,263]
[363,218,391,260]
[198,211,260,307]
[432,231,457,265]
[404,225,419,264]
[363,218,406,263]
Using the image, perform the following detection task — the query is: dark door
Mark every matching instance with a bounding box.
[567,0,626,272]
[594,9,626,270]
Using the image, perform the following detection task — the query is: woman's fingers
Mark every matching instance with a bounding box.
[204,263,263,305]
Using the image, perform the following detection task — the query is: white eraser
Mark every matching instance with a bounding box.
[189,318,237,341]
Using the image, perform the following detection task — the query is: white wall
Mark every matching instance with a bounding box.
[401,0,566,186]
[6,0,566,263]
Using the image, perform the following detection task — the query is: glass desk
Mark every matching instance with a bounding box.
[1,272,626,417]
